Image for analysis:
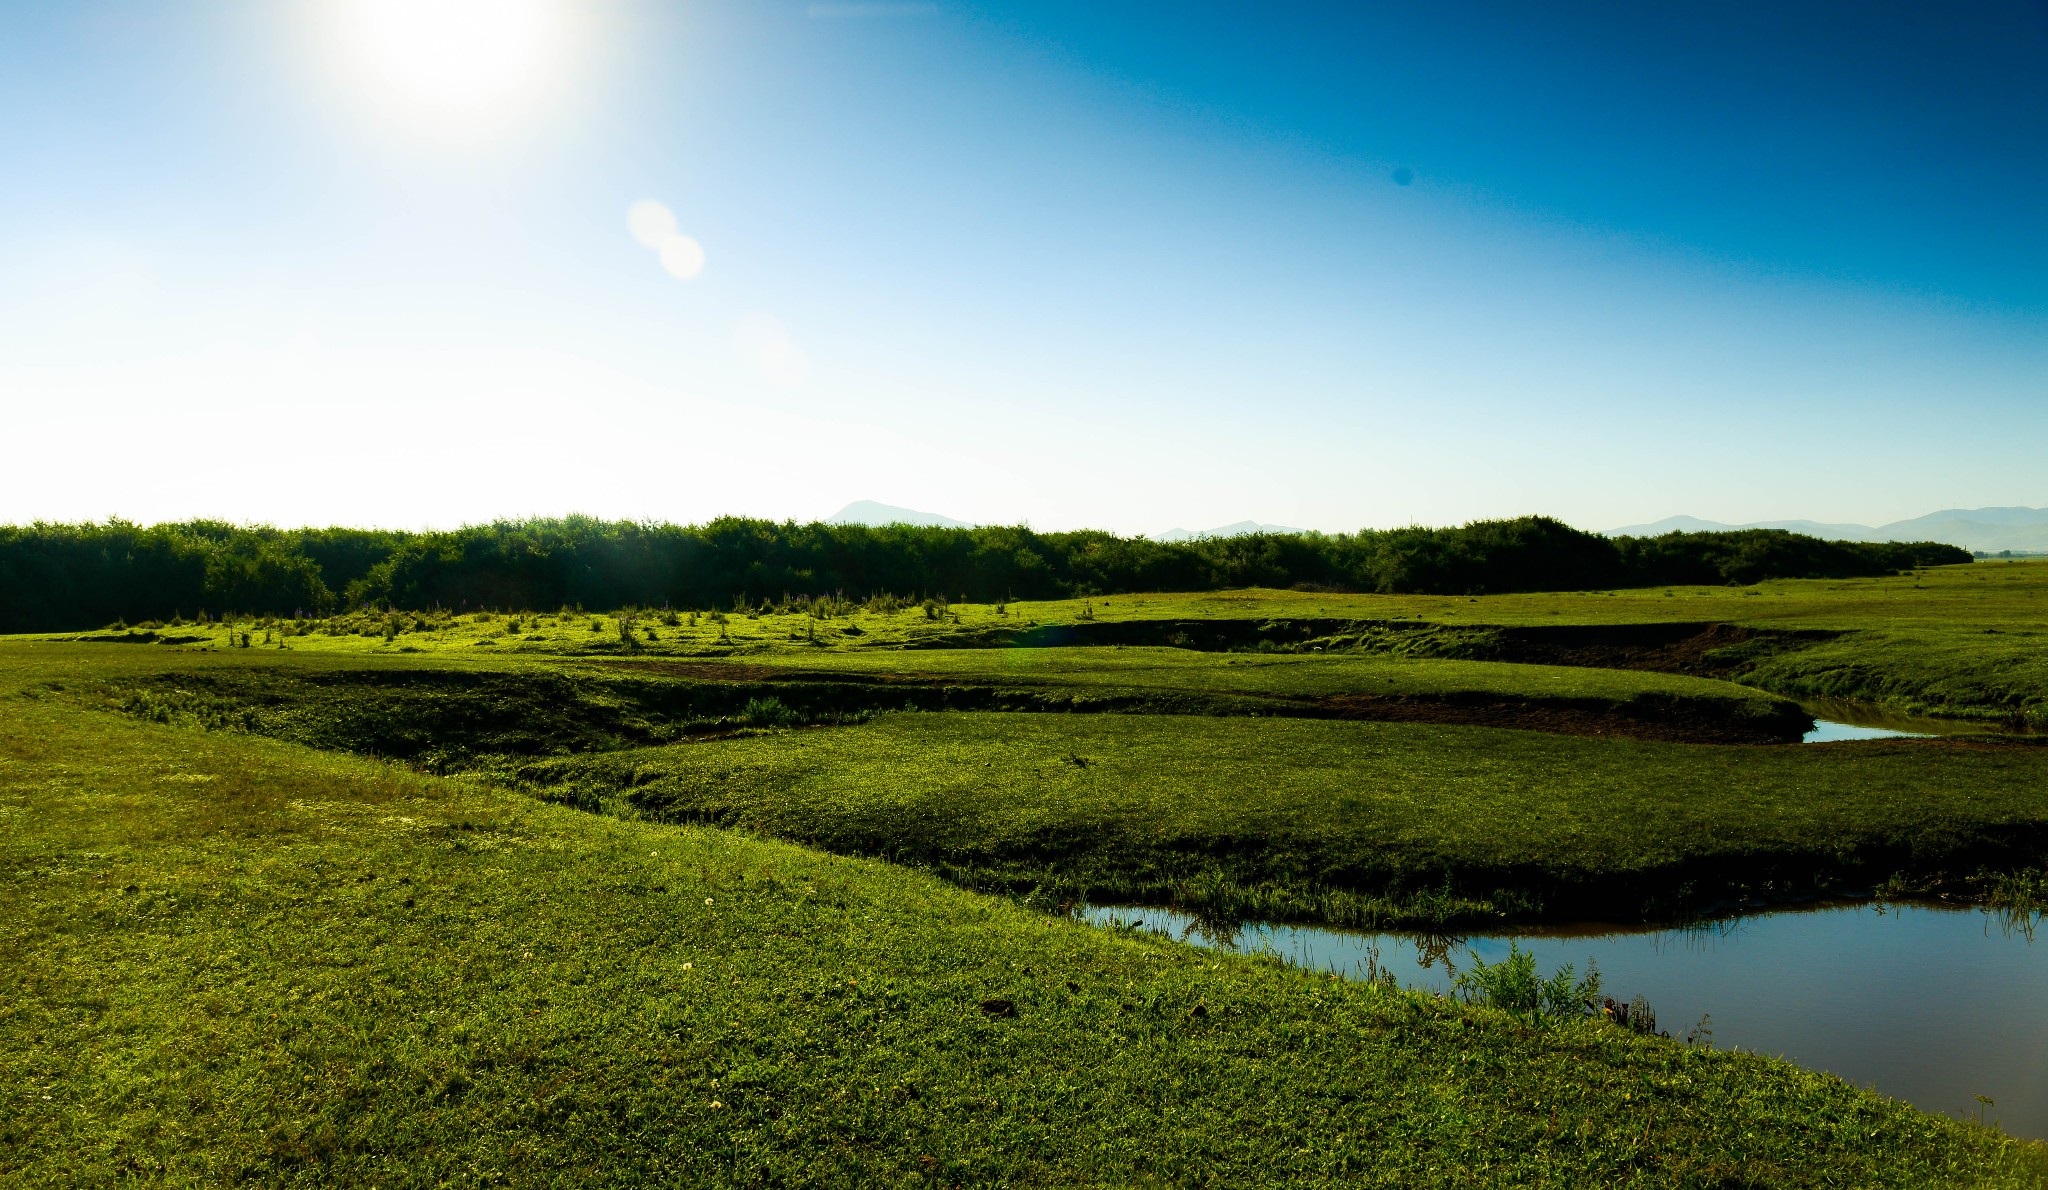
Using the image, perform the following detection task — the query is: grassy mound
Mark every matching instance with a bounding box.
[515,713,2048,928]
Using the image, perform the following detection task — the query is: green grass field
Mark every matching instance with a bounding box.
[57,556,2048,725]
[49,641,1812,751]
[8,563,2048,1183]
[511,712,2048,927]
[6,692,2045,1186]
[683,645,1780,702]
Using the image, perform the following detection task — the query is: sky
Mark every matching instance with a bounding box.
[2,0,2044,535]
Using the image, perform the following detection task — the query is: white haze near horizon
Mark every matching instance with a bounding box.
[2,3,2044,536]
[7,271,2039,536]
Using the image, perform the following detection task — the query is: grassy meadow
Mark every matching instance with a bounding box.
[5,685,2046,1186]
[6,559,2048,1183]
[510,712,2048,928]
[60,555,2048,724]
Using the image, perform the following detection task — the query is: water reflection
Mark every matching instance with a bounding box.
[1803,719,1931,742]
[1082,901,2048,1140]
[1798,697,2040,741]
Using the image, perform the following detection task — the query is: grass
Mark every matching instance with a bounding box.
[1739,632,2048,726]
[32,640,1815,758]
[9,566,2048,1182]
[5,693,2045,1186]
[17,642,2039,926]
[511,712,2048,928]
[683,647,1811,741]
[52,557,2048,724]
[688,644,1781,703]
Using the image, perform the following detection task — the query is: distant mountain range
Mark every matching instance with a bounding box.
[1609,507,2048,554]
[1149,521,1308,542]
[827,503,1308,541]
[827,501,974,529]
[827,503,2048,553]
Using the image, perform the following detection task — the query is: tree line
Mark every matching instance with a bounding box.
[0,515,1970,634]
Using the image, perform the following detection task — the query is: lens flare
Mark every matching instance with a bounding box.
[627,199,706,280]
[659,235,706,279]
[627,200,679,250]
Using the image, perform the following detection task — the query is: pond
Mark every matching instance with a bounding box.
[1082,901,2048,1140]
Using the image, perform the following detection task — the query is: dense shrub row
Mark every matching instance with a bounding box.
[0,522,403,634]
[0,516,1968,633]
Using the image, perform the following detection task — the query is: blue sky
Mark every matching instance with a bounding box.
[2,0,2043,533]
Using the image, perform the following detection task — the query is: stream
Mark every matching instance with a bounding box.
[1082,901,2048,1140]
[1800,697,2040,743]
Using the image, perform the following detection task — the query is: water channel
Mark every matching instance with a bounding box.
[1800,698,2041,743]
[1803,719,1930,742]
[1084,698,2045,1132]
[1082,901,2048,1140]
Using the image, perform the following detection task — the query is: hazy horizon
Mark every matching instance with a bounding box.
[13,500,2048,545]
[4,1,2044,534]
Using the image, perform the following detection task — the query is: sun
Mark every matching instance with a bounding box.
[323,0,573,135]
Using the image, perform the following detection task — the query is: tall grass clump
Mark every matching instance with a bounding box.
[1454,944,1602,1024]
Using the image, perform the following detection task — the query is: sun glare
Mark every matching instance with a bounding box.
[325,0,571,135]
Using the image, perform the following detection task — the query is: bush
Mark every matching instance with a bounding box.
[0,515,1972,632]
[738,697,796,728]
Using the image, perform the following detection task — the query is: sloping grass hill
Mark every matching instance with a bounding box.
[5,694,2046,1186]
